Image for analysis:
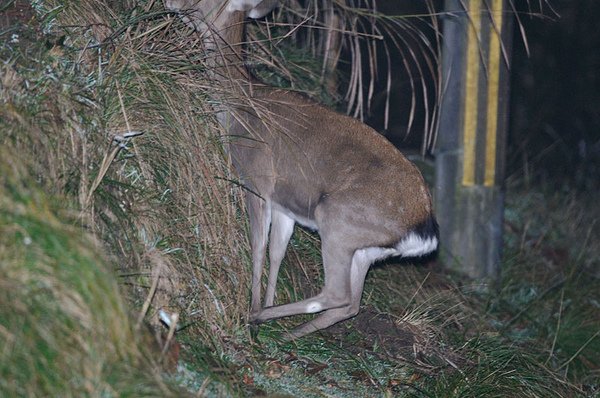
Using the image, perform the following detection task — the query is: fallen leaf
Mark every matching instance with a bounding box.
[242,373,254,386]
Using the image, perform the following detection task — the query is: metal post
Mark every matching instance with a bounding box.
[435,0,513,280]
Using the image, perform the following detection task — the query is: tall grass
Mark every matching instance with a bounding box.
[12,0,256,340]
[2,1,254,393]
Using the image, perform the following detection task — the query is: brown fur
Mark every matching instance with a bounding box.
[166,0,437,339]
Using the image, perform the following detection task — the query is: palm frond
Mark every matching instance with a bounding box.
[246,0,442,151]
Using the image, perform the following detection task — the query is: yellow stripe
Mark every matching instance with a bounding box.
[462,0,481,186]
[484,0,504,187]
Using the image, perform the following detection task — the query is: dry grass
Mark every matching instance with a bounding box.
[14,0,259,344]
[2,0,257,392]
[246,0,442,149]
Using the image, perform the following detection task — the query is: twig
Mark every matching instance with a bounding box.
[557,328,600,371]
[196,376,212,397]
[82,128,143,209]
[160,311,179,359]
[136,262,162,331]
[545,288,564,365]
[404,272,431,312]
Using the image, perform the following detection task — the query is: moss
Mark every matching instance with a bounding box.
[0,152,184,396]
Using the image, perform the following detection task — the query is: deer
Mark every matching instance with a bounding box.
[165,0,439,340]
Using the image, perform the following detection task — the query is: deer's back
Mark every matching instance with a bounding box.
[229,86,433,240]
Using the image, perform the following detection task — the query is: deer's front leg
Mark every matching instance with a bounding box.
[264,208,295,307]
[246,194,271,315]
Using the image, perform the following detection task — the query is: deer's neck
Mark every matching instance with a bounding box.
[203,6,249,85]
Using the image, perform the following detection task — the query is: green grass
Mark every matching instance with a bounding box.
[493,187,600,391]
[0,149,186,397]
[415,337,571,398]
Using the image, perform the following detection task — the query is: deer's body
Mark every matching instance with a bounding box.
[166,0,439,339]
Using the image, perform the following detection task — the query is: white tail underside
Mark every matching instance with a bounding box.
[395,232,439,257]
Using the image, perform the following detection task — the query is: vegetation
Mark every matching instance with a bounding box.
[1,1,598,397]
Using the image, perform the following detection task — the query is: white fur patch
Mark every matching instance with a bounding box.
[305,302,323,314]
[395,232,438,257]
[354,247,398,265]
[227,0,261,12]
[272,202,318,230]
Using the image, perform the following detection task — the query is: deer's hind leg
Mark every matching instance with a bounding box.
[282,245,385,340]
[249,241,355,324]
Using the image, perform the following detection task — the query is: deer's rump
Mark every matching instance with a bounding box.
[228,86,435,248]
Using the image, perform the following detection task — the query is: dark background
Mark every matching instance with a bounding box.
[509,0,600,190]
[368,0,600,191]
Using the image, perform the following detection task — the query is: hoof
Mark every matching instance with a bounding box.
[248,323,260,341]
[280,332,294,342]
[249,310,265,325]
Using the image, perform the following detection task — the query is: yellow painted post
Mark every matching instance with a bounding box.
[435,0,512,280]
[462,0,481,187]
[484,0,504,187]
